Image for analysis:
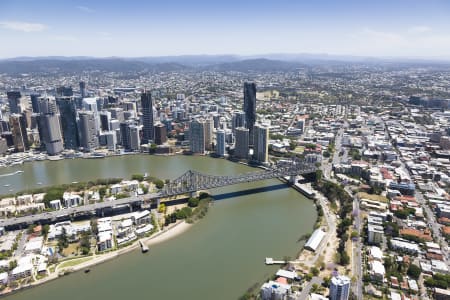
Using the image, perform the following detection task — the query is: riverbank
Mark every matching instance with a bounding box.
[0,156,317,300]
[0,220,192,297]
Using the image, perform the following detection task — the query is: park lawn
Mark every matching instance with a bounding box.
[357,192,388,203]
[61,242,80,257]
[58,257,93,269]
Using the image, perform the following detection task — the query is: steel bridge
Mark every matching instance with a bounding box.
[0,158,317,229]
[161,158,317,197]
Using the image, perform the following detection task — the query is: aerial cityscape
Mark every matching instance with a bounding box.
[1,1,450,300]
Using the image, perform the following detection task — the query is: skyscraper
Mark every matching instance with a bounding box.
[189,119,205,154]
[329,275,351,300]
[216,129,226,157]
[141,91,154,144]
[234,127,249,159]
[7,91,22,114]
[78,111,98,152]
[99,111,111,131]
[30,93,41,113]
[79,81,86,98]
[9,114,28,152]
[129,125,141,151]
[120,122,130,149]
[38,96,57,114]
[253,124,269,164]
[243,82,256,145]
[38,97,63,155]
[56,86,73,97]
[56,97,79,149]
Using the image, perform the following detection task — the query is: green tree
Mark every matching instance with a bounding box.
[58,227,69,251]
[407,264,421,279]
[42,224,50,238]
[158,203,166,214]
[9,260,17,271]
[43,187,65,208]
[79,232,91,255]
[99,187,107,198]
[311,267,320,276]
[131,174,144,181]
[340,252,350,265]
[90,218,98,235]
[188,197,199,207]
[152,179,164,189]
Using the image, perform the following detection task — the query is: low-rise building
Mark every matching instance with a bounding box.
[369,260,385,282]
[260,280,291,300]
[304,229,326,252]
[368,224,384,245]
[390,238,420,255]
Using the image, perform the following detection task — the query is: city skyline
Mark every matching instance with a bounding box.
[1,0,450,59]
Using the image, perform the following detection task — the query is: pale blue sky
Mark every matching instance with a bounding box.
[1,0,450,58]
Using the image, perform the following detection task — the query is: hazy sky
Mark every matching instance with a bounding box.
[1,0,450,58]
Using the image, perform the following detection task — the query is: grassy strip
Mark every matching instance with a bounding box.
[58,257,93,269]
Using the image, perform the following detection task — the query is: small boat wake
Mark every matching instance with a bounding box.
[0,170,24,178]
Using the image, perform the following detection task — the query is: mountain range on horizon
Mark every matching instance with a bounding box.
[1,54,450,75]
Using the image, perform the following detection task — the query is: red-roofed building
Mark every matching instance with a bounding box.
[400,228,433,242]
[438,217,450,225]
[276,277,288,285]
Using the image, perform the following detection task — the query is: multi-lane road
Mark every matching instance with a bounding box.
[0,193,160,229]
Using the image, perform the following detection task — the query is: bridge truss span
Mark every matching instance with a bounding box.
[161,158,317,197]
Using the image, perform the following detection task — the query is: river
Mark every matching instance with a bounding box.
[1,155,317,300]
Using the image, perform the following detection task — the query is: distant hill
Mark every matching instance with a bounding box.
[0,58,188,74]
[205,58,305,72]
[1,54,448,75]
[132,55,240,66]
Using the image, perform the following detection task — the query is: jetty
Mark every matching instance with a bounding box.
[265,257,286,265]
[139,240,149,253]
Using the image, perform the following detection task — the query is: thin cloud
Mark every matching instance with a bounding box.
[362,27,403,43]
[97,31,113,40]
[51,35,78,42]
[76,6,94,13]
[408,26,432,34]
[0,21,47,32]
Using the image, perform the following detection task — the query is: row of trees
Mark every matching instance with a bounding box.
[313,176,354,266]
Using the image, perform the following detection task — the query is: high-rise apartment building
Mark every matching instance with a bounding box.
[232,111,246,133]
[216,129,226,157]
[234,127,249,159]
[154,123,167,145]
[329,275,351,300]
[189,119,205,154]
[204,117,214,151]
[253,124,269,164]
